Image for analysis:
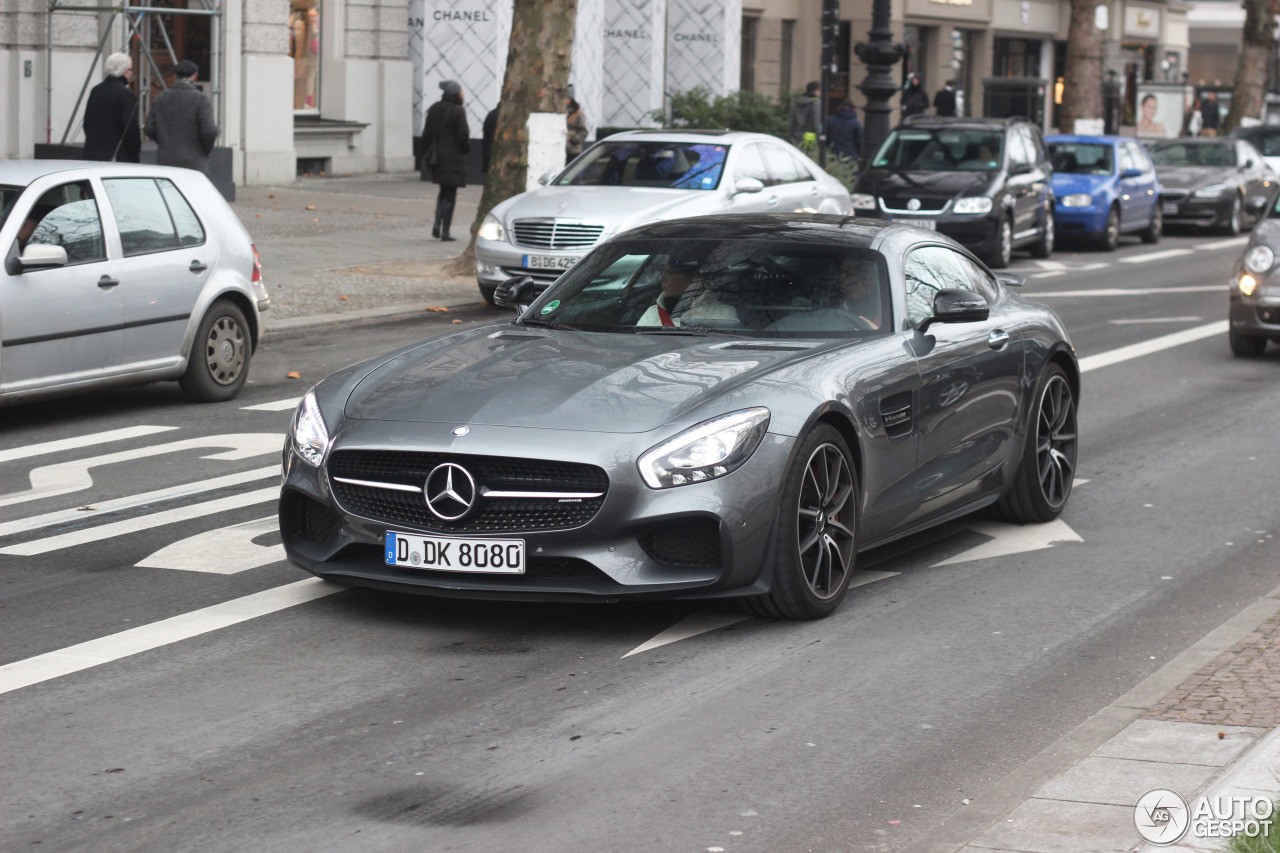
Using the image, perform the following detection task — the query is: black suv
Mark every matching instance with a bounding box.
[851,116,1055,268]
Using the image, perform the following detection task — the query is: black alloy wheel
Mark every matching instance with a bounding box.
[1030,207,1055,259]
[179,300,251,402]
[988,216,1013,269]
[996,364,1077,523]
[1099,206,1121,252]
[1140,204,1162,244]
[1229,326,1268,357]
[744,424,858,619]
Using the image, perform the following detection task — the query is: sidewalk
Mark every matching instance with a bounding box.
[920,584,1280,853]
[230,173,487,328]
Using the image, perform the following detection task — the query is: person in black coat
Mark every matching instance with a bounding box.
[902,74,929,119]
[825,100,863,161]
[83,52,141,162]
[421,80,471,241]
[933,80,957,117]
[144,60,219,174]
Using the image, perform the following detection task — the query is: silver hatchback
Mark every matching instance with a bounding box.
[0,160,269,404]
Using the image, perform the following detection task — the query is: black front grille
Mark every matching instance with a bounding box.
[512,219,604,250]
[1257,307,1280,325]
[281,491,341,543]
[343,544,614,582]
[881,196,948,212]
[328,450,608,533]
[638,518,722,568]
[1161,190,1189,203]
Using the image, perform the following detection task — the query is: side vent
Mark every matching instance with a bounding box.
[879,392,914,438]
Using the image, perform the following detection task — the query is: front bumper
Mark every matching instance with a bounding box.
[1161,194,1233,227]
[279,419,794,602]
[1230,273,1280,336]
[475,238,597,288]
[1053,205,1108,235]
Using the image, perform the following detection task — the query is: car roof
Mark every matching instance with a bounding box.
[0,159,201,187]
[1045,134,1128,145]
[600,129,783,145]
[1147,137,1232,146]
[615,212,919,246]
[898,116,1028,131]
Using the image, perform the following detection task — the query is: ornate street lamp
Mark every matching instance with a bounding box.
[819,0,839,167]
[854,0,904,162]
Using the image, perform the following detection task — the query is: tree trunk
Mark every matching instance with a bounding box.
[1058,0,1104,133]
[447,0,578,277]
[1225,0,1279,133]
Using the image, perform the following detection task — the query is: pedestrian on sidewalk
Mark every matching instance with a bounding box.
[825,100,862,161]
[421,79,470,242]
[902,74,929,120]
[1200,92,1221,136]
[933,80,957,118]
[789,81,821,150]
[566,98,588,165]
[144,60,219,174]
[83,52,141,163]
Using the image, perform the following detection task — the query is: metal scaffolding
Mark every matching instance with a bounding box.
[45,0,224,146]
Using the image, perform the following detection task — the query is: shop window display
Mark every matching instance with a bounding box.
[290,0,320,111]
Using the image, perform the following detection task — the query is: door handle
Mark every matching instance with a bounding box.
[189,260,208,273]
[97,275,119,288]
[988,329,1010,350]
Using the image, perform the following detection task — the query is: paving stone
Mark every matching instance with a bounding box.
[967,798,1137,853]
[1035,756,1219,807]
[1093,720,1261,767]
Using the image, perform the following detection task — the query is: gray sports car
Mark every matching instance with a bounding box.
[280,214,1079,618]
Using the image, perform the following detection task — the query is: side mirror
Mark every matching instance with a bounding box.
[537,171,557,186]
[16,243,68,271]
[494,275,537,311]
[733,177,765,195]
[995,272,1025,288]
[1244,160,1256,170]
[918,289,989,333]
[1121,167,1143,179]
[1245,195,1268,215]
[1009,163,1034,177]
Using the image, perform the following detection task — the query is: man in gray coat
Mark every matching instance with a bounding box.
[145,60,219,174]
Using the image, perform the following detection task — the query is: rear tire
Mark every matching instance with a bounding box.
[1029,207,1054,259]
[1098,206,1120,252]
[179,300,251,402]
[995,364,1077,524]
[1139,204,1162,243]
[1229,327,1268,357]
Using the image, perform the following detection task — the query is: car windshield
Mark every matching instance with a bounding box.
[872,128,1004,171]
[0,184,24,231]
[1235,129,1280,157]
[556,141,730,190]
[1048,143,1114,175]
[521,238,891,338]
[1149,143,1237,167]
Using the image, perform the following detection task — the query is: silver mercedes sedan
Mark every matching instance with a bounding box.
[473,130,853,303]
[0,160,269,404]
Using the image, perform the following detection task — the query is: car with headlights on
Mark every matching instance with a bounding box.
[472,130,851,304]
[280,213,1079,619]
[850,116,1055,268]
[1148,138,1274,235]
[0,160,267,404]
[1046,134,1162,250]
[1228,188,1280,356]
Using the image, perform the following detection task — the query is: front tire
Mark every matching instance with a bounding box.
[1221,195,1243,236]
[179,300,251,402]
[1029,207,1054,259]
[996,364,1077,523]
[745,425,858,619]
[1099,206,1120,252]
[1229,326,1268,357]
[987,216,1013,269]
[1139,204,1162,243]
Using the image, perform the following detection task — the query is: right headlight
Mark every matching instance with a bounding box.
[478,213,506,242]
[1193,183,1230,198]
[1244,245,1274,274]
[638,408,770,489]
[850,193,877,210]
[953,197,993,215]
[1060,193,1093,208]
[291,390,330,468]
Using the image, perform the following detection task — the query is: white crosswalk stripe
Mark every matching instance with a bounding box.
[0,426,179,465]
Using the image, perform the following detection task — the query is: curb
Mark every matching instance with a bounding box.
[262,296,491,333]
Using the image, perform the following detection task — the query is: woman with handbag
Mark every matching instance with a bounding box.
[421,80,470,241]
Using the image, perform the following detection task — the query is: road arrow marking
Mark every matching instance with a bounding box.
[0,433,281,509]
[0,426,178,465]
[932,518,1083,568]
[135,516,284,574]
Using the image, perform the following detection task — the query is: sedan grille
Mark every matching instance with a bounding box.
[328,450,608,534]
[1160,190,1189,203]
[512,219,604,250]
[880,196,949,213]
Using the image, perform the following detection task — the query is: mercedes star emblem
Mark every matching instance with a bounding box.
[907,198,922,212]
[424,462,477,521]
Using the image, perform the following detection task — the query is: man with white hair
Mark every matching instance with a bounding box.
[83,52,140,162]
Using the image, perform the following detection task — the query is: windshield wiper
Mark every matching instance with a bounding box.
[635,327,708,336]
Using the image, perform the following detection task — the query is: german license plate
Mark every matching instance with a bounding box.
[384,530,525,574]
[1163,202,1179,215]
[522,254,581,271]
[892,218,937,230]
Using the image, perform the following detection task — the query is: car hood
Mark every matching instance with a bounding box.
[1051,172,1113,196]
[343,326,823,433]
[856,169,995,198]
[1154,166,1234,190]
[495,185,722,233]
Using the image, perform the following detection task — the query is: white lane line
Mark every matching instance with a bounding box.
[0,486,279,556]
[0,466,279,539]
[1074,262,1111,272]
[1119,248,1195,264]
[1033,260,1068,271]
[0,426,178,465]
[1197,237,1249,251]
[241,397,301,412]
[0,578,341,696]
[1033,285,1223,298]
[136,516,284,574]
[0,433,281,509]
[1032,270,1067,279]
[932,519,1083,568]
[1108,316,1204,325]
[1079,320,1228,373]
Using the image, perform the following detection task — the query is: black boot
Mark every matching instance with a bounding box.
[439,193,457,241]
[431,198,443,238]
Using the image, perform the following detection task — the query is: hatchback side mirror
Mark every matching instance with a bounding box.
[918,289,989,333]
[1121,167,1143,178]
[1010,163,1034,176]
[494,275,537,311]
[537,171,557,186]
[15,243,68,271]
[734,177,765,195]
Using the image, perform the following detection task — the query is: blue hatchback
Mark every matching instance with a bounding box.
[1046,135,1163,250]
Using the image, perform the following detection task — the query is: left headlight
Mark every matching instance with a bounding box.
[291,390,330,467]
[638,408,771,489]
[1244,245,1275,274]
[478,213,506,242]
[1060,193,1093,208]
[1193,183,1231,198]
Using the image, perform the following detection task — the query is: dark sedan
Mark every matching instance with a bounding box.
[1149,138,1274,234]
[279,215,1079,619]
[1228,190,1280,356]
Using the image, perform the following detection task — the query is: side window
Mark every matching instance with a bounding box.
[953,253,1000,302]
[157,179,205,247]
[1007,132,1032,167]
[16,180,106,266]
[904,246,975,327]
[1117,145,1137,174]
[1129,143,1153,173]
[761,144,805,185]
[104,178,178,256]
[1027,128,1046,164]
[734,144,769,184]
[787,150,816,182]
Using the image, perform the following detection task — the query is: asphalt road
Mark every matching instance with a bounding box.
[2,229,1278,853]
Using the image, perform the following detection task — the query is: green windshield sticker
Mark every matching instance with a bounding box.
[541,300,560,315]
